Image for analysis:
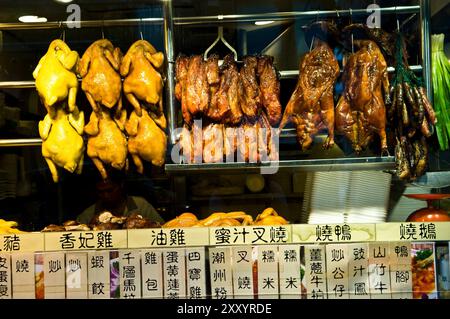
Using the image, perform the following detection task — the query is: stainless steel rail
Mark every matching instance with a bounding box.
[165,156,396,174]
[0,65,424,88]
[0,6,420,30]
[420,0,432,102]
[0,18,163,30]
[163,0,178,145]
[173,6,420,25]
[0,139,42,147]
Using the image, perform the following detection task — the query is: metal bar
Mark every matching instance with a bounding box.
[165,157,396,174]
[163,0,177,145]
[0,65,423,88]
[173,6,420,25]
[261,25,293,54]
[0,6,420,30]
[420,0,432,102]
[279,65,423,79]
[0,139,42,147]
[0,18,164,31]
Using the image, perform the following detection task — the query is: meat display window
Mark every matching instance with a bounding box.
[0,0,449,301]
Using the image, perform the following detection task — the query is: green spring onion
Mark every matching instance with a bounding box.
[431,34,450,151]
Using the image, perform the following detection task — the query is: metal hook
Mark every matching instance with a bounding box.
[139,18,144,40]
[309,35,315,52]
[336,9,340,18]
[316,10,320,22]
[349,8,353,22]
[395,6,400,32]
[101,20,105,39]
[204,26,238,61]
[58,21,65,41]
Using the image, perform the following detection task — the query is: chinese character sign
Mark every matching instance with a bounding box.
[278,245,301,298]
[119,250,141,299]
[232,246,254,298]
[0,254,11,299]
[304,245,327,299]
[44,252,65,299]
[326,244,349,299]
[209,247,233,299]
[88,251,110,299]
[163,249,186,299]
[186,248,206,299]
[141,249,163,299]
[65,252,88,299]
[348,243,370,299]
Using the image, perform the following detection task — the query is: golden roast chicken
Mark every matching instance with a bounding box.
[39,106,85,182]
[84,108,128,180]
[120,40,165,118]
[33,39,79,118]
[78,39,123,116]
[125,109,167,173]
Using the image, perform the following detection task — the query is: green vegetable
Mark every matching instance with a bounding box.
[415,249,433,261]
[432,34,450,150]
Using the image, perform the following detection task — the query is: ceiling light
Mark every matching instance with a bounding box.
[18,15,47,23]
[54,0,74,3]
[254,20,274,26]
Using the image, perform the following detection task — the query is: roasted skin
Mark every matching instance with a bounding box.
[239,56,261,120]
[163,212,199,228]
[257,55,282,126]
[279,39,339,150]
[78,39,123,116]
[33,40,79,118]
[185,55,209,117]
[336,40,389,154]
[84,108,128,180]
[121,40,165,118]
[175,55,191,124]
[218,54,242,125]
[39,107,84,183]
[125,109,167,173]
[205,54,227,122]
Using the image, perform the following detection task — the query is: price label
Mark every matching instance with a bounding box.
[292,224,375,243]
[128,227,209,248]
[209,225,291,246]
[0,233,44,252]
[375,222,450,242]
[45,230,127,251]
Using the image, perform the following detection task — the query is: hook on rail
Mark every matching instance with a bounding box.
[204,26,238,61]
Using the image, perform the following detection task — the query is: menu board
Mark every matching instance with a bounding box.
[44,252,65,299]
[45,230,127,251]
[209,247,233,299]
[11,252,35,299]
[348,243,370,299]
[141,249,163,299]
[304,245,327,299]
[186,247,207,299]
[163,249,186,299]
[0,253,11,299]
[65,252,88,299]
[278,245,301,298]
[128,228,209,248]
[292,224,375,243]
[87,251,110,299]
[325,244,349,299]
[210,226,290,246]
[119,250,141,299]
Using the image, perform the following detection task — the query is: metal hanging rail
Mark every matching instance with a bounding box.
[0,139,42,147]
[173,6,420,25]
[0,65,424,89]
[0,5,419,30]
[0,18,164,30]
